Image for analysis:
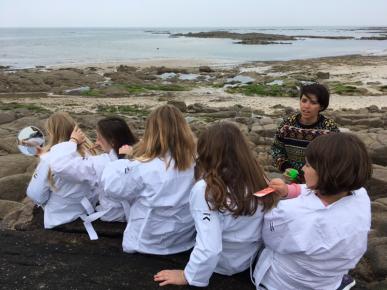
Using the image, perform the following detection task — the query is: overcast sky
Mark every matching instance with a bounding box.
[1,0,387,27]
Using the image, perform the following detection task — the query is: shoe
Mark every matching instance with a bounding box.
[336,274,356,290]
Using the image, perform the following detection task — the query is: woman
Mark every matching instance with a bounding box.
[271,83,339,180]
[101,105,196,255]
[50,116,137,223]
[27,112,96,229]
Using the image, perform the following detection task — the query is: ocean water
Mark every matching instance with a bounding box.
[0,27,387,68]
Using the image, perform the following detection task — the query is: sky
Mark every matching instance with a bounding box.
[1,0,387,28]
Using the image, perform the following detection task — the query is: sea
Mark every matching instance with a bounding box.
[1,26,387,68]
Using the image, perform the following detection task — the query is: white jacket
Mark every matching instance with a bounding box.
[50,141,127,222]
[184,180,264,287]
[254,185,371,290]
[101,156,195,255]
[27,143,91,229]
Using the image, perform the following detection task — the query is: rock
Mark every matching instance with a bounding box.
[1,198,36,230]
[199,66,214,73]
[187,103,220,113]
[0,200,24,219]
[367,165,387,201]
[0,111,16,125]
[0,136,20,155]
[366,237,387,278]
[251,123,277,137]
[355,131,387,166]
[0,173,31,202]
[316,72,330,79]
[167,100,187,112]
[367,105,380,113]
[0,154,36,178]
[116,65,137,73]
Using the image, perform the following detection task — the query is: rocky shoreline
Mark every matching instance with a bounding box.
[1,54,387,289]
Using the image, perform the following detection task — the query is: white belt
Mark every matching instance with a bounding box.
[80,197,109,240]
[252,248,274,287]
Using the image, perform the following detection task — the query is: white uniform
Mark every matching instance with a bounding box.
[184,180,264,287]
[254,185,371,290]
[50,141,127,222]
[26,143,91,229]
[101,156,195,255]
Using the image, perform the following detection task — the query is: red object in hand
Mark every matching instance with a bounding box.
[254,187,275,197]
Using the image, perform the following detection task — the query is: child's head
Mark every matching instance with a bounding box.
[45,112,77,148]
[96,117,137,158]
[304,133,372,196]
[196,122,278,215]
[300,83,330,112]
[133,104,195,171]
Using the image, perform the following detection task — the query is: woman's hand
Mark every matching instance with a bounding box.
[154,270,188,286]
[269,178,288,198]
[70,126,85,145]
[119,145,133,156]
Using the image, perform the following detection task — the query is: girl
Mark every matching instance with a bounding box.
[27,112,96,229]
[154,122,280,287]
[50,116,137,222]
[101,105,196,254]
[254,133,372,290]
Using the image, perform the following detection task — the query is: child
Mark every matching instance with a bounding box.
[101,105,196,254]
[27,112,96,229]
[50,116,137,223]
[154,122,280,287]
[254,133,372,290]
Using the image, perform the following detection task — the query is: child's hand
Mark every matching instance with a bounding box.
[154,270,188,286]
[269,178,288,198]
[283,168,299,183]
[119,145,133,156]
[35,146,44,157]
[70,126,85,145]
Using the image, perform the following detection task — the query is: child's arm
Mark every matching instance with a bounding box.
[269,178,301,199]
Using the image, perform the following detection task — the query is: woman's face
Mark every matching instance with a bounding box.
[96,131,112,153]
[300,94,321,122]
[302,161,319,189]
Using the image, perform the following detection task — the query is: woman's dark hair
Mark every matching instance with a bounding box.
[97,117,137,159]
[300,83,330,112]
[305,133,372,196]
[195,122,279,216]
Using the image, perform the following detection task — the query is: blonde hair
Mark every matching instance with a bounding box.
[132,105,195,171]
[44,112,96,190]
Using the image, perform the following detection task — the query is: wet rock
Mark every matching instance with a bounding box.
[0,173,31,202]
[167,100,187,112]
[0,154,36,178]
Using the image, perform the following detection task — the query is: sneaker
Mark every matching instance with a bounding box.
[336,274,356,290]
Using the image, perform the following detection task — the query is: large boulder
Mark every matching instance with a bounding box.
[0,173,31,202]
[0,200,24,219]
[0,154,36,178]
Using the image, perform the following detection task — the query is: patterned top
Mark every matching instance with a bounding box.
[271,113,339,174]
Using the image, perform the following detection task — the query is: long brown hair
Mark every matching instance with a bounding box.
[195,122,278,215]
[45,112,96,189]
[132,105,195,171]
